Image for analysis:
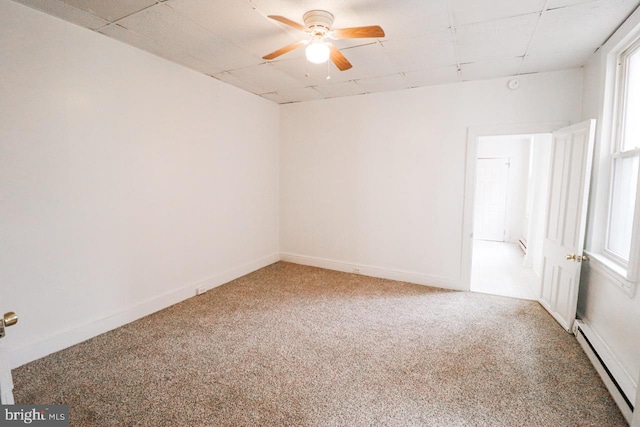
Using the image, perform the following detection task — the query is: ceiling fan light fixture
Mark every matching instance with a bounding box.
[305,41,330,64]
[263,10,380,71]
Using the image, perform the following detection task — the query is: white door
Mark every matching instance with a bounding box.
[539,120,596,332]
[474,158,510,241]
[0,340,14,404]
[0,296,16,404]
[633,374,640,427]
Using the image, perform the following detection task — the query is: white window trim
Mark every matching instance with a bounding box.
[612,38,640,153]
[589,21,640,292]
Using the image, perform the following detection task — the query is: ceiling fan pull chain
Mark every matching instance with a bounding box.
[327,59,331,80]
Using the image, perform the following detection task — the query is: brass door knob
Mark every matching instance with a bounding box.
[565,254,589,262]
[0,311,17,338]
[3,312,17,327]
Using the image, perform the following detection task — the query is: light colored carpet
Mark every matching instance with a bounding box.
[13,262,625,426]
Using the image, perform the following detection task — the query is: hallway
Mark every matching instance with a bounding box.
[471,240,540,301]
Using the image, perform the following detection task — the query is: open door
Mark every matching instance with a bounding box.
[539,120,596,332]
[0,342,14,404]
[0,310,18,404]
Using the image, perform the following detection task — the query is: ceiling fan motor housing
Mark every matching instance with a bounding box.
[303,10,334,35]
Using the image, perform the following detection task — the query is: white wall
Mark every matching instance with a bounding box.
[579,5,640,407]
[280,69,583,290]
[476,135,531,244]
[0,0,280,368]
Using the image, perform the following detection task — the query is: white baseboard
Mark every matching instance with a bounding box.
[280,253,462,290]
[10,253,280,369]
[574,319,636,424]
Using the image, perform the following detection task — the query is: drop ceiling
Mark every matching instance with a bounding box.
[12,0,640,104]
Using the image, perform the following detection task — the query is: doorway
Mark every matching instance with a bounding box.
[469,133,552,300]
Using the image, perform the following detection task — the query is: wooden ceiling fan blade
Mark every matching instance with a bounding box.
[263,40,306,60]
[329,44,352,71]
[332,25,385,39]
[267,15,307,32]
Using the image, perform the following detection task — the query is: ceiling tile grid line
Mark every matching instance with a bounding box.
[162,0,288,63]
[516,0,551,75]
[10,0,640,103]
[445,0,463,82]
[104,2,158,26]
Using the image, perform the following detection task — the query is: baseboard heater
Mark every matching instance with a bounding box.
[573,320,635,424]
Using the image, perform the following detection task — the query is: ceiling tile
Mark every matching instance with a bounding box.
[354,73,409,93]
[269,53,359,87]
[450,0,546,26]
[99,23,184,63]
[334,43,399,81]
[456,13,539,63]
[213,70,265,95]
[100,24,224,76]
[115,4,209,52]
[520,49,593,74]
[275,86,325,103]
[225,63,302,93]
[382,29,457,72]
[117,4,261,71]
[460,57,523,81]
[176,54,224,77]
[259,92,289,104]
[351,0,450,38]
[402,66,460,87]
[528,0,640,56]
[165,0,299,58]
[61,0,157,22]
[312,80,365,98]
[190,37,262,71]
[13,0,108,30]
[546,0,601,9]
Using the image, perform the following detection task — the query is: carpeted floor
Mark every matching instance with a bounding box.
[13,262,626,426]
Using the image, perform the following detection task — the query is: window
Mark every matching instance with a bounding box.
[604,37,640,276]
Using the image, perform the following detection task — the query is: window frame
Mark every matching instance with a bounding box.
[612,38,640,152]
[601,35,640,282]
[603,152,639,266]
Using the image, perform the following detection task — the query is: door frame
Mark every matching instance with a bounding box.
[460,121,569,290]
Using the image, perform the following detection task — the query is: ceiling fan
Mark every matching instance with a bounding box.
[262,10,385,71]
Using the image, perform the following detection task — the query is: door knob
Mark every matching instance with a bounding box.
[565,254,589,262]
[0,312,18,338]
[3,312,17,327]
